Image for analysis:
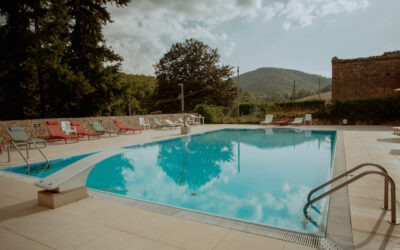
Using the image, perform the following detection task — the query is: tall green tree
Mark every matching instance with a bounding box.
[0,0,130,120]
[28,0,89,118]
[65,0,129,116]
[154,38,236,113]
[0,1,37,119]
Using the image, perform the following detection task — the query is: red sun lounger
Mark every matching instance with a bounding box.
[70,121,101,140]
[114,120,142,134]
[274,118,289,126]
[45,120,79,144]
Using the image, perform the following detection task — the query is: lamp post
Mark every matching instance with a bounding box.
[178,83,184,113]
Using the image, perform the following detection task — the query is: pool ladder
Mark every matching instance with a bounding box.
[8,140,49,174]
[304,163,399,225]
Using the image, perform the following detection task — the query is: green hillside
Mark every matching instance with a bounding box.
[237,67,331,95]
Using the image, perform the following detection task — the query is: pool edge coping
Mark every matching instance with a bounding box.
[325,130,354,249]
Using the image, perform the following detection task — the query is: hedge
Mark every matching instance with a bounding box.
[328,95,400,124]
[239,99,326,115]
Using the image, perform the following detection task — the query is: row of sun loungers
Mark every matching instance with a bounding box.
[260,114,312,126]
[4,117,199,148]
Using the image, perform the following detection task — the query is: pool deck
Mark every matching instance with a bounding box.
[0,124,399,250]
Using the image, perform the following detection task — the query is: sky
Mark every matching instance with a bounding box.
[104,0,400,77]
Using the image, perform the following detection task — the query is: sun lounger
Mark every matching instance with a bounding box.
[45,121,79,143]
[304,114,312,125]
[139,117,150,129]
[260,114,273,125]
[6,127,47,148]
[114,120,142,134]
[90,122,119,137]
[152,118,167,129]
[70,121,100,140]
[189,115,200,125]
[61,121,76,135]
[274,118,289,126]
[291,117,304,125]
[165,119,179,129]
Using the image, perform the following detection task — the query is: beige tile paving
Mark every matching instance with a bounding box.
[0,228,53,250]
[214,230,286,250]
[1,125,400,249]
[77,229,181,250]
[343,128,400,249]
[159,220,231,250]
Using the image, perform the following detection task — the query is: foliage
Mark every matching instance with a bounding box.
[0,0,130,120]
[241,91,290,102]
[154,38,236,113]
[296,89,315,99]
[193,104,226,123]
[110,73,157,115]
[320,84,332,92]
[236,67,331,97]
[239,100,326,115]
[324,95,400,124]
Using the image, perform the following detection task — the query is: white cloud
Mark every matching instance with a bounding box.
[104,0,370,74]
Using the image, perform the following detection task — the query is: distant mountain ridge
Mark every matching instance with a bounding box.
[237,67,331,95]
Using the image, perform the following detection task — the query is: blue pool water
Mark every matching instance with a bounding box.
[4,128,336,235]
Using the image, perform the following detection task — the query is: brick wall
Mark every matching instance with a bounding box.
[0,113,195,145]
[332,51,400,101]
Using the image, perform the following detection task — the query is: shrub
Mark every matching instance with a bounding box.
[329,95,400,124]
[239,100,325,115]
[193,104,226,123]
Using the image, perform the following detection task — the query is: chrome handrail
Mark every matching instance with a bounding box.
[307,163,389,209]
[304,170,399,225]
[29,139,50,168]
[11,141,31,174]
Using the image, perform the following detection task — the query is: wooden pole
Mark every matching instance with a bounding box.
[318,77,321,100]
[128,99,131,116]
[293,80,296,100]
[179,84,184,113]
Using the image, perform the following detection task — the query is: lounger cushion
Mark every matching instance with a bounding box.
[46,121,58,125]
[70,121,80,126]
[9,127,24,131]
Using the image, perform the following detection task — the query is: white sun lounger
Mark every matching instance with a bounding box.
[304,114,312,125]
[291,117,304,125]
[139,117,150,129]
[260,114,273,125]
[61,121,76,135]
[165,119,179,129]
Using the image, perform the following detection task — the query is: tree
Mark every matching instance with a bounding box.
[154,38,236,113]
[110,73,157,115]
[321,84,332,93]
[65,0,130,116]
[0,1,39,119]
[0,0,130,120]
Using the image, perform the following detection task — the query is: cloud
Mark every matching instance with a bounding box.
[271,0,370,30]
[104,0,370,74]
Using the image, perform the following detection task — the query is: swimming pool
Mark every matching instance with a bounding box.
[4,128,336,236]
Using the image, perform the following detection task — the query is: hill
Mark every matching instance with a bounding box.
[237,67,331,95]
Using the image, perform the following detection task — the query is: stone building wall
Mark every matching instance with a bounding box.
[0,113,195,145]
[332,51,400,100]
